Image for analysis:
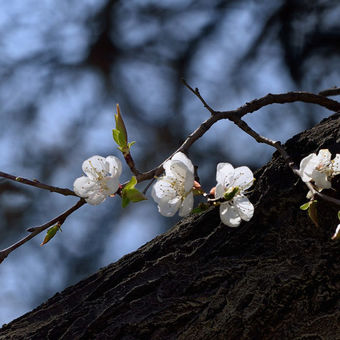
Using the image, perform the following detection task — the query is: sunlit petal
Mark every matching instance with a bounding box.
[171,152,194,173]
[73,176,98,197]
[102,177,120,195]
[151,179,177,202]
[105,156,122,177]
[299,153,317,182]
[317,149,331,167]
[179,192,194,217]
[82,155,107,180]
[234,196,254,221]
[85,192,107,205]
[312,170,331,189]
[215,183,225,199]
[157,196,181,217]
[232,166,254,190]
[220,203,241,227]
[216,163,234,186]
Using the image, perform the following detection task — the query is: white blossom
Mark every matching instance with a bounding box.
[215,163,254,227]
[152,152,194,217]
[299,149,332,189]
[299,149,340,191]
[74,155,122,205]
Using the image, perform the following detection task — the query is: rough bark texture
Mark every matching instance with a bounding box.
[1,114,340,340]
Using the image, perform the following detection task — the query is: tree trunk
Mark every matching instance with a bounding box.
[1,113,339,340]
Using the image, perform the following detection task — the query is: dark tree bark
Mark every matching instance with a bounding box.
[1,113,340,340]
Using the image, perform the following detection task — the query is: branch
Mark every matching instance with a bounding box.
[229,118,340,206]
[319,87,340,97]
[181,78,215,115]
[0,198,86,264]
[0,171,77,197]
[136,87,340,183]
[124,152,141,177]
[222,91,340,118]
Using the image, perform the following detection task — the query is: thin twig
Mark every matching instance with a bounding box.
[0,198,86,264]
[223,91,340,118]
[181,78,216,115]
[318,87,340,97]
[136,87,340,183]
[0,171,77,197]
[142,177,156,195]
[225,112,340,207]
[124,152,141,177]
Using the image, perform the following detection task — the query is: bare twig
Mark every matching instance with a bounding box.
[223,91,340,118]
[230,118,340,206]
[124,152,141,177]
[181,78,215,115]
[136,87,340,183]
[0,171,77,197]
[143,177,156,195]
[0,198,86,264]
[319,87,340,97]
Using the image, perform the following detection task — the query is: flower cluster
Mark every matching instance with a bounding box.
[299,149,340,190]
[151,152,255,227]
[73,152,256,228]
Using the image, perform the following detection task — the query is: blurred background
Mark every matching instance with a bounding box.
[0,0,339,325]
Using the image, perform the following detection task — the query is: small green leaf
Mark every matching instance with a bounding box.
[338,210,340,221]
[121,176,146,206]
[223,187,240,201]
[114,104,128,145]
[125,188,147,202]
[128,141,136,149]
[300,202,311,211]
[122,196,130,208]
[125,176,137,190]
[41,223,61,246]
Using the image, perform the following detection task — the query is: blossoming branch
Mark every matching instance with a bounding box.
[1,86,340,264]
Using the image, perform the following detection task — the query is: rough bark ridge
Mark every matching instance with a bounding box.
[1,114,340,340]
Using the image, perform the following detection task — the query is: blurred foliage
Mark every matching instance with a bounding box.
[0,0,339,324]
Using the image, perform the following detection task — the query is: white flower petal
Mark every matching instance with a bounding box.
[215,183,225,199]
[234,196,254,221]
[105,156,122,177]
[299,153,317,182]
[317,149,331,167]
[184,171,194,193]
[171,152,194,173]
[220,203,241,227]
[179,192,194,217]
[73,176,99,197]
[216,163,234,186]
[102,177,120,195]
[82,155,107,180]
[332,154,340,175]
[157,196,181,217]
[163,159,172,175]
[151,179,177,203]
[85,192,107,205]
[169,160,190,181]
[312,170,331,189]
[232,166,254,190]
